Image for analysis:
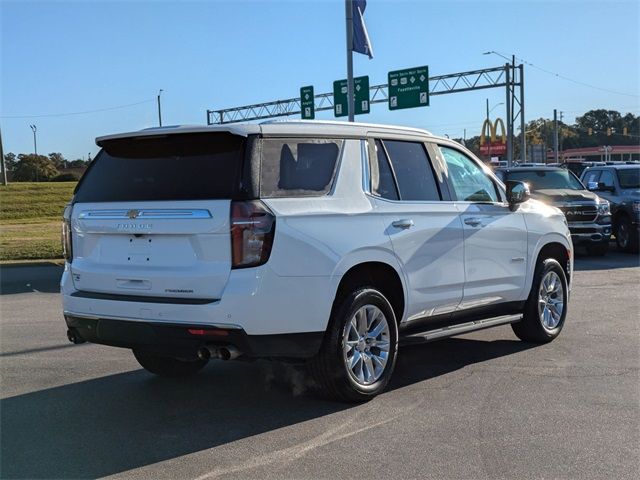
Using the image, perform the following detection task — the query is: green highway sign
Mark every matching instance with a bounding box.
[333,76,370,117]
[300,85,315,119]
[388,66,429,110]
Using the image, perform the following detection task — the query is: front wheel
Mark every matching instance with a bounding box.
[308,288,398,402]
[133,350,209,377]
[512,258,568,343]
[616,216,639,252]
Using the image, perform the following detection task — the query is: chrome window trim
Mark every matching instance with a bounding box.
[78,209,212,220]
[361,139,371,194]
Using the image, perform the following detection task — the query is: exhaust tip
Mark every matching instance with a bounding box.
[219,346,241,361]
[197,347,211,361]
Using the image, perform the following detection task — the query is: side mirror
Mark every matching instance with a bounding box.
[599,183,615,192]
[587,181,599,191]
[506,180,530,211]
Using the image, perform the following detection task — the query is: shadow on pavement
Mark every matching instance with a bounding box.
[1,337,531,479]
[573,249,639,271]
[0,264,63,295]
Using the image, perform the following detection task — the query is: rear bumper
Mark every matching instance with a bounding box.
[64,314,323,360]
[60,263,337,336]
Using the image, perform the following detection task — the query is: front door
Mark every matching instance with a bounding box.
[436,145,528,310]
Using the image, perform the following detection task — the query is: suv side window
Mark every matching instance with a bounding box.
[382,140,440,201]
[260,138,343,197]
[371,140,399,200]
[439,146,499,202]
[599,170,615,189]
[582,169,601,185]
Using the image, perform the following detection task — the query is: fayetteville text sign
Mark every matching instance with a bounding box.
[388,66,429,110]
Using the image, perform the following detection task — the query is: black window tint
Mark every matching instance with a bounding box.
[599,170,615,188]
[618,168,640,188]
[371,140,399,200]
[260,139,342,197]
[74,133,245,202]
[383,140,440,201]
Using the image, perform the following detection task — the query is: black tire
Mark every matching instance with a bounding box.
[616,215,639,253]
[587,243,608,256]
[511,258,568,343]
[133,350,209,377]
[308,288,398,403]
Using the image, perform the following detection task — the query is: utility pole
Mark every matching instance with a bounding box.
[157,89,163,127]
[553,109,559,164]
[0,125,7,185]
[505,63,512,167]
[30,124,37,155]
[345,0,355,122]
[559,111,564,157]
[519,63,526,163]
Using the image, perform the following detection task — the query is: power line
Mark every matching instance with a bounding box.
[490,50,640,98]
[0,98,156,119]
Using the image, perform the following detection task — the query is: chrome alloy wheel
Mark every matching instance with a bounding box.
[538,271,564,330]
[342,305,391,386]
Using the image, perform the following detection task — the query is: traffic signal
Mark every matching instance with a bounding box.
[588,127,593,136]
[607,128,612,136]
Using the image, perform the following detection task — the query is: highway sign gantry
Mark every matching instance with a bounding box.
[388,66,429,110]
[300,86,315,120]
[333,76,370,117]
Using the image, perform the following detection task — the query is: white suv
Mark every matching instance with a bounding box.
[61,121,573,402]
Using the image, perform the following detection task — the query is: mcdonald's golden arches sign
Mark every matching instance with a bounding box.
[479,118,507,156]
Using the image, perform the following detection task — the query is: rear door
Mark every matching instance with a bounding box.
[69,132,247,301]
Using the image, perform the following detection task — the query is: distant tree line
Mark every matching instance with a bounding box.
[2,152,90,182]
[455,109,639,160]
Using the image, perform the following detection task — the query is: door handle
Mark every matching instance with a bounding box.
[392,219,414,229]
[464,217,482,227]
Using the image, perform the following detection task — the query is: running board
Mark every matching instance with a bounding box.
[400,314,522,345]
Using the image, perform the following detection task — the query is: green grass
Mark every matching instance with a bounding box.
[0,182,76,261]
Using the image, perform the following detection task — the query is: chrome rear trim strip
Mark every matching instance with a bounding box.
[78,209,212,220]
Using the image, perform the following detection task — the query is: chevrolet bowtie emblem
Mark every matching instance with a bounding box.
[127,209,140,219]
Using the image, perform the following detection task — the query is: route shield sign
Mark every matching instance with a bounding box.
[333,76,370,117]
[388,66,429,110]
[300,86,314,120]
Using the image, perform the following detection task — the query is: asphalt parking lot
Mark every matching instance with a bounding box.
[1,251,638,480]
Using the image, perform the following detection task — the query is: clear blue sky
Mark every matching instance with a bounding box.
[1,0,638,160]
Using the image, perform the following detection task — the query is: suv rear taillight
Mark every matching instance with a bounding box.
[61,204,73,263]
[230,201,275,268]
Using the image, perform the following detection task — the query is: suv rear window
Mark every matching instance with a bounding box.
[74,132,246,202]
[260,138,342,197]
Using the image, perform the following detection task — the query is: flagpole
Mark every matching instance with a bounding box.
[345,0,355,122]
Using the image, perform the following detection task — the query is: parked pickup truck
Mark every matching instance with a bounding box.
[581,164,640,252]
[495,166,611,256]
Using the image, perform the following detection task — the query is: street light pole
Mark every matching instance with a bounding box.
[30,124,37,155]
[157,89,163,127]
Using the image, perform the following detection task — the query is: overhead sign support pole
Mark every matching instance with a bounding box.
[207,65,523,125]
[345,0,355,122]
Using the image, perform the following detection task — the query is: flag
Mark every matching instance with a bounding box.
[352,0,373,59]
